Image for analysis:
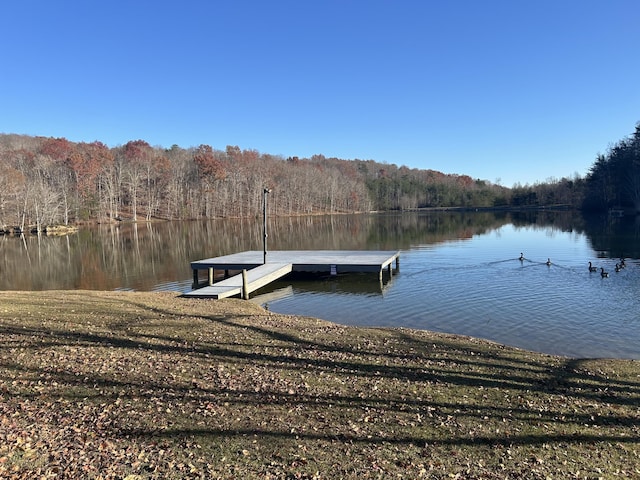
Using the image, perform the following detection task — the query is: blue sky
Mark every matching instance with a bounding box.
[2,1,639,187]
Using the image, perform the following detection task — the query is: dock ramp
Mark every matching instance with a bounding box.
[184,262,292,299]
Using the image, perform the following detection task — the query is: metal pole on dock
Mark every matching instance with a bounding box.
[263,187,271,264]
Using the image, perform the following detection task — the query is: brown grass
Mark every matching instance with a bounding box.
[0,290,638,479]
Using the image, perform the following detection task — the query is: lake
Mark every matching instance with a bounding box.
[1,211,639,359]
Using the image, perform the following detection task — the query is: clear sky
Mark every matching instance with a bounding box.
[2,1,639,187]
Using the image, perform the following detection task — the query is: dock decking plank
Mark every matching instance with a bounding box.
[191,250,399,273]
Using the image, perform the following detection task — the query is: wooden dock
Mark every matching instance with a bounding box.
[184,250,400,299]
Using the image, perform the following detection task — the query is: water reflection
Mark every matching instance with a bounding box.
[0,211,636,292]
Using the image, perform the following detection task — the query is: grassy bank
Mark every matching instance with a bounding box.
[0,291,638,479]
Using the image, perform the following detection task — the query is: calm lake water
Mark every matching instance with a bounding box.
[1,211,639,359]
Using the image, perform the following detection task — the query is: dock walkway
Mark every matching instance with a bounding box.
[184,262,292,299]
[185,250,399,299]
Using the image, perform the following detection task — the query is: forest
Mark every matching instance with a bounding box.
[0,123,638,231]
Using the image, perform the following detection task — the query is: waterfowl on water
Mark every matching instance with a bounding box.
[620,258,626,268]
[588,261,597,272]
[519,253,524,261]
[615,263,621,272]
[600,267,609,278]
[546,258,551,266]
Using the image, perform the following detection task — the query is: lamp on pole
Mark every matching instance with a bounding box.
[263,187,271,264]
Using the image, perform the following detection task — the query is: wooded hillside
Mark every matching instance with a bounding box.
[1,126,636,231]
[0,134,506,230]
[0,135,372,229]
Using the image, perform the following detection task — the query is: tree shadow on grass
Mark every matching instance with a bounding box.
[3,306,640,407]
[1,294,639,454]
[117,425,640,449]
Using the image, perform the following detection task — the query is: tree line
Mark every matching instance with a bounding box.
[0,124,637,230]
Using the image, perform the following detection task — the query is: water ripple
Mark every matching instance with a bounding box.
[265,232,640,359]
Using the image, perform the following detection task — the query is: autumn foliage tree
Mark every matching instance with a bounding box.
[193,144,226,217]
[65,142,112,220]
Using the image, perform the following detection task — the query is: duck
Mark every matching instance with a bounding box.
[588,261,597,272]
[600,267,609,278]
[519,253,524,261]
[620,257,626,268]
[615,263,621,272]
[546,258,551,266]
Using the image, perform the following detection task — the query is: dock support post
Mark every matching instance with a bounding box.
[242,269,249,299]
[208,267,214,286]
[395,256,400,273]
[192,269,199,289]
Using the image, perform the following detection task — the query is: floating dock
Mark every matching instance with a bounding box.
[184,250,400,299]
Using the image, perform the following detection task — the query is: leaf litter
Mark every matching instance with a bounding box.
[0,290,639,479]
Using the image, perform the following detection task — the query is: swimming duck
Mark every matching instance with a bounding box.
[588,261,597,272]
[600,267,609,278]
[620,258,626,268]
[546,258,551,266]
[519,253,524,261]
[615,263,621,272]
